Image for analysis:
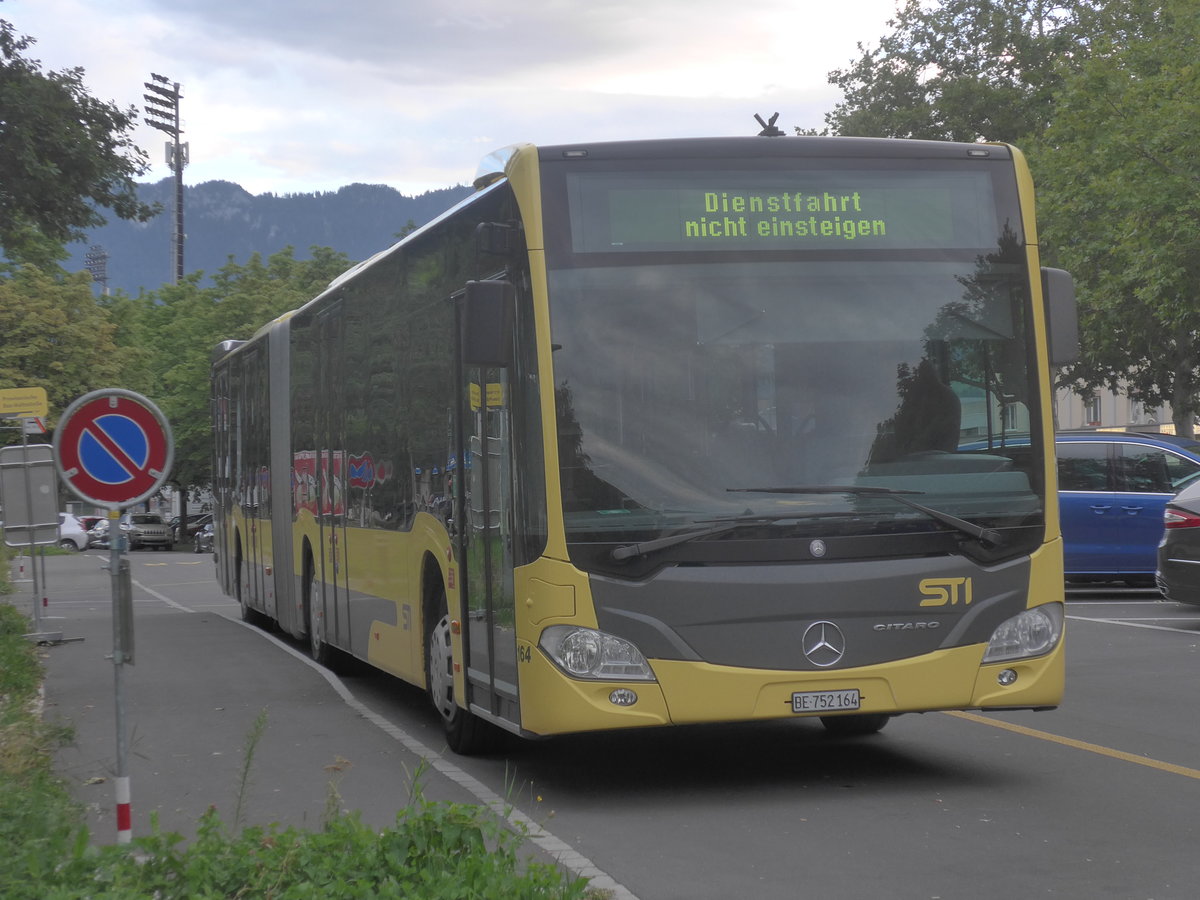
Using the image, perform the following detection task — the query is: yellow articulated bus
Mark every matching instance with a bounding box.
[211,135,1077,754]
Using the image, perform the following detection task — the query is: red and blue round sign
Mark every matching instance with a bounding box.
[54,390,174,509]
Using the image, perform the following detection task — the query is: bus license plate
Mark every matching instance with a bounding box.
[792,689,861,714]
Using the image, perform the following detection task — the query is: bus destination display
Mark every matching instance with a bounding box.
[566,169,1003,253]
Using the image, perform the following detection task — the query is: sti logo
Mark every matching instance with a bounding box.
[918,577,974,607]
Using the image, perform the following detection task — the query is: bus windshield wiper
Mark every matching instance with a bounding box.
[727,485,1005,547]
[610,514,787,561]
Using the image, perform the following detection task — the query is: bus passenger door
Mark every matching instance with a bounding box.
[458,282,520,732]
[315,305,351,647]
[240,346,270,617]
[212,365,236,595]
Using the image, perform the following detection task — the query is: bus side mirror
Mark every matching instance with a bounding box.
[463,280,514,367]
[1041,267,1078,366]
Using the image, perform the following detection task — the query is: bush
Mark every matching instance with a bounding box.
[24,801,588,899]
[0,600,596,899]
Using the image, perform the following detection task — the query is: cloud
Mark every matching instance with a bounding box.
[4,0,898,194]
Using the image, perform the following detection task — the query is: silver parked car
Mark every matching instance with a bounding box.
[193,522,215,554]
[128,513,174,551]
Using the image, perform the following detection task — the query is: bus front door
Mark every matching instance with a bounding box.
[459,366,520,731]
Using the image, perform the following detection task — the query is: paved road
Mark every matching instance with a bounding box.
[16,551,1200,900]
[31,551,478,824]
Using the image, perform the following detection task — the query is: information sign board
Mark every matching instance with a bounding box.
[0,386,48,418]
[0,443,59,546]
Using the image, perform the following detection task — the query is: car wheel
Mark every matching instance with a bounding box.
[58,539,80,552]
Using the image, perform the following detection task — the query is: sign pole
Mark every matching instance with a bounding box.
[53,389,173,846]
[109,508,134,843]
[20,426,45,636]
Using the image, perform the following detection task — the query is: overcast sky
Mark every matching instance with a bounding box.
[5,0,900,196]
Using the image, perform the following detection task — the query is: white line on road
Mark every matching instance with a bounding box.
[1066,615,1200,634]
[1067,600,1170,606]
[1081,616,1200,622]
[146,580,222,587]
[130,580,196,613]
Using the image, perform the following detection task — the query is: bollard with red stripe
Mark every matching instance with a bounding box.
[115,776,132,844]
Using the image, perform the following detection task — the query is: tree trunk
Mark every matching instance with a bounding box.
[1171,326,1196,439]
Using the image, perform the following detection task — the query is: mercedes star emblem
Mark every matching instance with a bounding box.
[802,620,846,667]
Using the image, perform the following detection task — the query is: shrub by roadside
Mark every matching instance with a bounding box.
[0,583,597,899]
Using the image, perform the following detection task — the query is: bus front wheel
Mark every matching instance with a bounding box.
[425,606,497,755]
[820,713,891,736]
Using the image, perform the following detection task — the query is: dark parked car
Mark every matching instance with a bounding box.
[1156,477,1200,605]
[78,515,105,533]
[171,513,213,542]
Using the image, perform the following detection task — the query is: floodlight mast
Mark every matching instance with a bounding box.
[84,245,109,295]
[143,74,187,284]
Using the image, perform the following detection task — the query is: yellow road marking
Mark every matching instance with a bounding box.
[945,710,1200,781]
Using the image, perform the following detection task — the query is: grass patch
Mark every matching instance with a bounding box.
[0,571,601,898]
[0,598,84,895]
[7,799,597,899]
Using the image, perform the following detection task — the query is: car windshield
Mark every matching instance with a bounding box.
[130,515,163,525]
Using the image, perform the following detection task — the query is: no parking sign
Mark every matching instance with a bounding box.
[52,389,173,843]
[53,389,174,509]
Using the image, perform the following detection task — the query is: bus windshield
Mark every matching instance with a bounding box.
[543,160,1044,559]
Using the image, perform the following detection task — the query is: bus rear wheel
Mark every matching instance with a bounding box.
[236,552,268,629]
[425,605,497,755]
[820,713,891,736]
[304,557,336,668]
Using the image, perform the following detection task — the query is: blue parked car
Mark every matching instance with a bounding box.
[1054,431,1200,583]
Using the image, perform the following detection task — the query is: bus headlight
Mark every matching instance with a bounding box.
[982,603,1064,664]
[539,626,656,681]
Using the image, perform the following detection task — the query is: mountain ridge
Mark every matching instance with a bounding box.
[66,178,474,296]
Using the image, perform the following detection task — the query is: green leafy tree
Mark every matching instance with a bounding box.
[0,13,157,262]
[0,266,125,431]
[1032,0,1200,436]
[819,0,1200,435]
[126,247,353,492]
[821,0,1094,143]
